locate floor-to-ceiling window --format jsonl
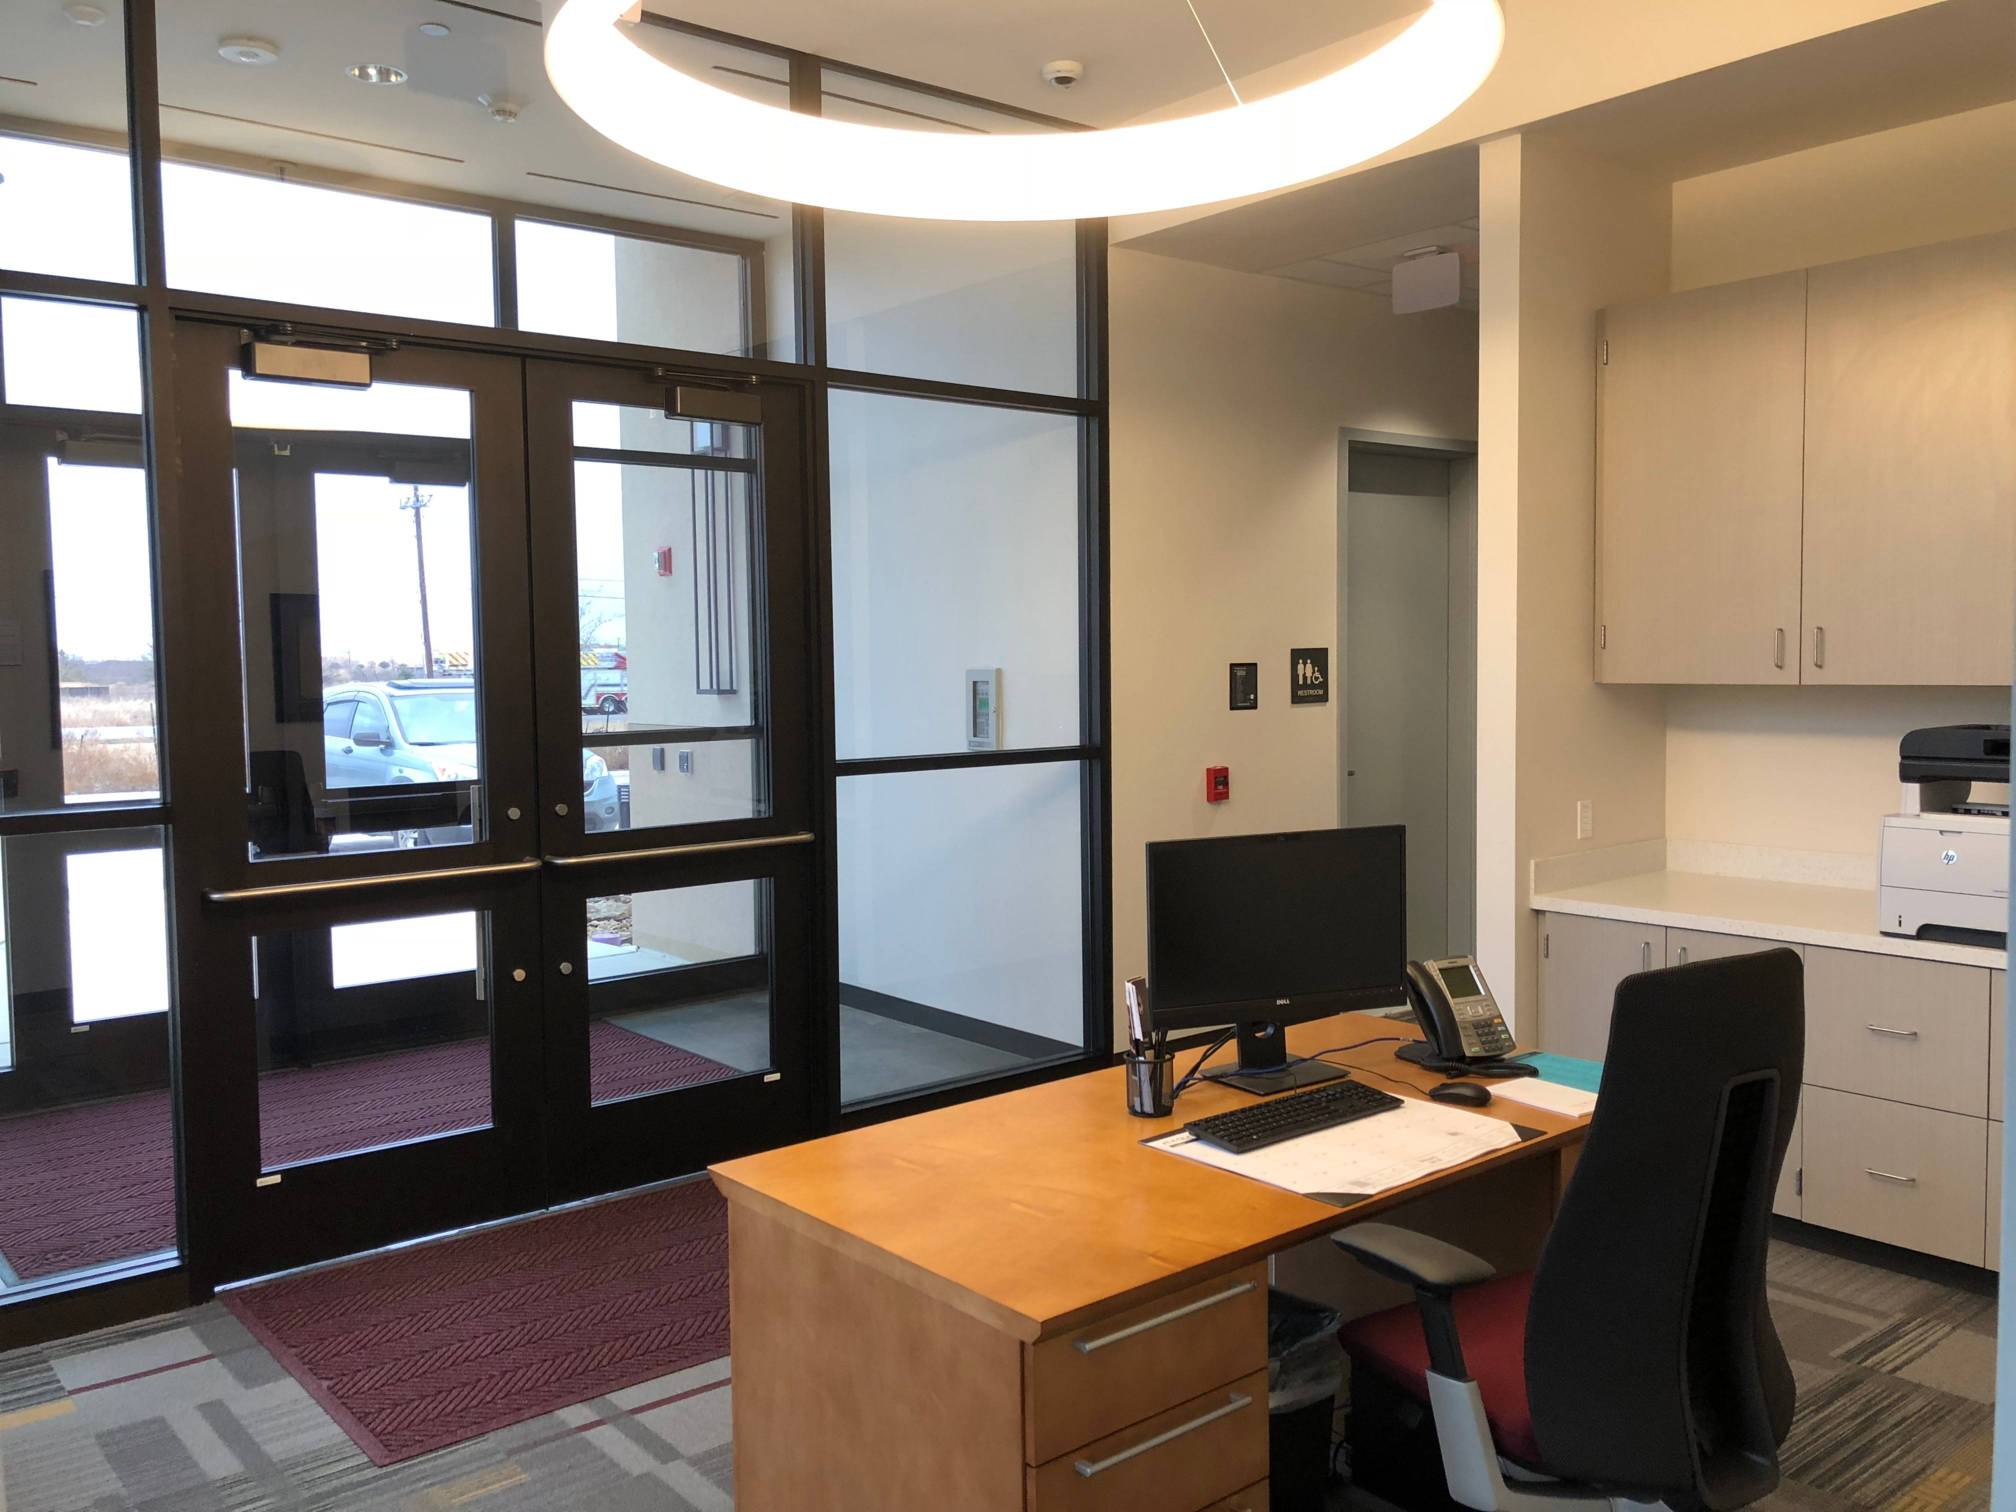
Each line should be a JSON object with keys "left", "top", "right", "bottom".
{"left": 820, "top": 70, "right": 1107, "bottom": 1108}
{"left": 0, "top": 0, "right": 1107, "bottom": 1330}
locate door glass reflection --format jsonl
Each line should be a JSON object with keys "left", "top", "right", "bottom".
{"left": 230, "top": 374, "right": 485, "bottom": 860}
{"left": 254, "top": 909, "right": 492, "bottom": 1169}
{"left": 586, "top": 880, "right": 768, "bottom": 1105}
{"left": 572, "top": 401, "right": 766, "bottom": 832}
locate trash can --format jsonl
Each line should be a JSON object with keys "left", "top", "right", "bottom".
{"left": 1268, "top": 1289, "right": 1345, "bottom": 1512}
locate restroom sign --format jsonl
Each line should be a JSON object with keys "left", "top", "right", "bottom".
{"left": 1290, "top": 647, "right": 1329, "bottom": 705}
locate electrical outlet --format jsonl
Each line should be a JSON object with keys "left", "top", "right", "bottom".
{"left": 1576, "top": 799, "right": 1594, "bottom": 840}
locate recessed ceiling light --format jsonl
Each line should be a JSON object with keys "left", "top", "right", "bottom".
{"left": 218, "top": 36, "right": 281, "bottom": 66}
{"left": 348, "top": 62, "right": 409, "bottom": 86}
{"left": 418, "top": 21, "right": 451, "bottom": 38}
{"left": 62, "top": 2, "right": 109, "bottom": 27}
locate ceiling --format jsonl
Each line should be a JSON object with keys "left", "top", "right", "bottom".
{"left": 1124, "top": 0, "right": 2016, "bottom": 304}
{"left": 639, "top": 0, "right": 1430, "bottom": 128}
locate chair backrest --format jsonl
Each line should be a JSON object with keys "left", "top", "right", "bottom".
{"left": 1524, "top": 949, "right": 1803, "bottom": 1511}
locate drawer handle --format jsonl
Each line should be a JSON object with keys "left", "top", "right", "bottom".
{"left": 1865, "top": 1024, "right": 1920, "bottom": 1039}
{"left": 1865, "top": 1168, "right": 1918, "bottom": 1185}
{"left": 1073, "top": 1392, "right": 1253, "bottom": 1478}
{"left": 1073, "top": 1281, "right": 1256, "bottom": 1355}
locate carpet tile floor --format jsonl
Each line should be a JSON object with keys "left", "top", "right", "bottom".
{"left": 0, "top": 1232, "right": 1994, "bottom": 1510}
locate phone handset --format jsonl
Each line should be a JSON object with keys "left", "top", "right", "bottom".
{"left": 1400, "top": 955, "right": 1539, "bottom": 1078}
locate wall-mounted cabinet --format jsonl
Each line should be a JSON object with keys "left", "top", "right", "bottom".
{"left": 1596, "top": 229, "right": 2015, "bottom": 687}
{"left": 1595, "top": 273, "right": 1807, "bottom": 685}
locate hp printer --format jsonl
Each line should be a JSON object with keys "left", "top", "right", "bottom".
{"left": 1879, "top": 724, "right": 2009, "bottom": 948}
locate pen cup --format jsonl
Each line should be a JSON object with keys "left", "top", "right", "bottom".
{"left": 1124, "top": 1051, "right": 1176, "bottom": 1118}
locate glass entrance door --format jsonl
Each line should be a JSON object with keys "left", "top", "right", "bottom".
{"left": 526, "top": 362, "right": 819, "bottom": 1198}
{"left": 169, "top": 327, "right": 817, "bottom": 1285}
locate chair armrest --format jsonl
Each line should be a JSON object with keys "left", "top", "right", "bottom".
{"left": 1332, "top": 1224, "right": 1497, "bottom": 1384}
{"left": 1331, "top": 1223, "right": 1496, "bottom": 1293}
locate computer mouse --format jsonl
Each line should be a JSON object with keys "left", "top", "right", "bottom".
{"left": 1430, "top": 1081, "right": 1493, "bottom": 1107}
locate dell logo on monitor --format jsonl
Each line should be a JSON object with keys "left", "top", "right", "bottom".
{"left": 1275, "top": 997, "right": 1292, "bottom": 1006}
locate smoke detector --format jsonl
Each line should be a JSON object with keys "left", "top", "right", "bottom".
{"left": 218, "top": 35, "right": 281, "bottom": 66}
{"left": 1041, "top": 60, "right": 1084, "bottom": 89}
{"left": 63, "top": 2, "right": 109, "bottom": 26}
{"left": 477, "top": 93, "right": 522, "bottom": 124}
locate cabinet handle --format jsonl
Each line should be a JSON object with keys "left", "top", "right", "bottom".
{"left": 1865, "top": 1024, "right": 1920, "bottom": 1039}
{"left": 1641, "top": 941, "right": 1651, "bottom": 972}
{"left": 1774, "top": 628, "right": 1786, "bottom": 669}
{"left": 1074, "top": 1393, "right": 1252, "bottom": 1477}
{"left": 1865, "top": 1168, "right": 1917, "bottom": 1185}
{"left": 1813, "top": 626, "right": 1826, "bottom": 669}
{"left": 1677, "top": 945, "right": 1690, "bottom": 965}
{"left": 1072, "top": 1281, "right": 1255, "bottom": 1354}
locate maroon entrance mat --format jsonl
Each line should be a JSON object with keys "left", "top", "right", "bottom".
{"left": 224, "top": 1177, "right": 731, "bottom": 1465}
{"left": 0, "top": 1022, "right": 733, "bottom": 1280}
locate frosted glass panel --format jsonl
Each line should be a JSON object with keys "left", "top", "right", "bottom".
{"left": 830, "top": 392, "right": 1080, "bottom": 760}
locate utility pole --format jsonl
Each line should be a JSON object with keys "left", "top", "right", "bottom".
{"left": 401, "top": 486, "right": 435, "bottom": 677}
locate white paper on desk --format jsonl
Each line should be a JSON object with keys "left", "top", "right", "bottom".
{"left": 1146, "top": 1099, "right": 1521, "bottom": 1198}
{"left": 1489, "top": 1078, "right": 1598, "bottom": 1118}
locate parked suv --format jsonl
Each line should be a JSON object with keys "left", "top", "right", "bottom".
{"left": 323, "top": 679, "right": 621, "bottom": 842}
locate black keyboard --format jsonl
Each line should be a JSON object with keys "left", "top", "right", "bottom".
{"left": 1184, "top": 1077, "right": 1405, "bottom": 1155}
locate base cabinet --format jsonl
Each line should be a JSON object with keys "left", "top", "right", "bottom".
{"left": 1538, "top": 910, "right": 2002, "bottom": 1266}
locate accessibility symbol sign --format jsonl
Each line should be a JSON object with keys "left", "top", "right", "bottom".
{"left": 1290, "top": 647, "right": 1329, "bottom": 706}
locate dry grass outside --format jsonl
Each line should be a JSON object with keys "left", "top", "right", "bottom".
{"left": 62, "top": 735, "right": 160, "bottom": 797}
{"left": 59, "top": 695, "right": 155, "bottom": 728}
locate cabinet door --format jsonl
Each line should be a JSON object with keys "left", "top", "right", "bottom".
{"left": 1596, "top": 273, "right": 1806, "bottom": 685}
{"left": 1802, "top": 231, "right": 2016, "bottom": 685}
{"left": 1537, "top": 913, "right": 1663, "bottom": 1061}
{"left": 1992, "top": 971, "right": 2006, "bottom": 1123}
{"left": 1666, "top": 928, "right": 1801, "bottom": 967}
{"left": 1775, "top": 1102, "right": 1803, "bottom": 1221}
{"left": 1804, "top": 948, "right": 1991, "bottom": 1117}
{"left": 1990, "top": 1120, "right": 2003, "bottom": 1272}
{"left": 1803, "top": 1087, "right": 1986, "bottom": 1266}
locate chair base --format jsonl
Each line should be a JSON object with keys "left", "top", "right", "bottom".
{"left": 1347, "top": 1365, "right": 1670, "bottom": 1512}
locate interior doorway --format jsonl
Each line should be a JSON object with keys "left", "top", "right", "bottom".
{"left": 1341, "top": 436, "right": 1478, "bottom": 962}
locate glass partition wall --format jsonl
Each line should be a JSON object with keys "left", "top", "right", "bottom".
{"left": 0, "top": 1, "right": 1106, "bottom": 1328}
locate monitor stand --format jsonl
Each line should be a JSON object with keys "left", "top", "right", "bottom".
{"left": 1217, "top": 1019, "right": 1356, "bottom": 1096}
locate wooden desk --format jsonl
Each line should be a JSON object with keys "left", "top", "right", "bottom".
{"left": 711, "top": 1012, "right": 1591, "bottom": 1512}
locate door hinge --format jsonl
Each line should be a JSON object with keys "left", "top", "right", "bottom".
{"left": 1599, "top": 338, "right": 1609, "bottom": 366}
{"left": 1543, "top": 932, "right": 1550, "bottom": 960}
{"left": 1598, "top": 624, "right": 1608, "bottom": 651}
{"left": 1795, "top": 1169, "right": 1803, "bottom": 1198}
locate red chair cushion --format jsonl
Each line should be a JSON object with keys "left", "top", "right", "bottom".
{"left": 1339, "top": 1271, "right": 1540, "bottom": 1467}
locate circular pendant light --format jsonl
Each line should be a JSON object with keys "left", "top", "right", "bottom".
{"left": 545, "top": 0, "right": 1505, "bottom": 222}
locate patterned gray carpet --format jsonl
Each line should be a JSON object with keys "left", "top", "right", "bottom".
{"left": 0, "top": 1233, "right": 1993, "bottom": 1509}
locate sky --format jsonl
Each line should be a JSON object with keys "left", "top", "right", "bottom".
{"left": 0, "top": 133, "right": 632, "bottom": 667}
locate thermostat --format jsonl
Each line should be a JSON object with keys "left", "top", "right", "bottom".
{"left": 965, "top": 668, "right": 1001, "bottom": 750}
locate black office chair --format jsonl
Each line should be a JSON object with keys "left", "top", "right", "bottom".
{"left": 1333, "top": 950, "right": 1803, "bottom": 1512}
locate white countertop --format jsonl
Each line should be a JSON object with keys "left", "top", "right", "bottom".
{"left": 1532, "top": 869, "right": 2006, "bottom": 972}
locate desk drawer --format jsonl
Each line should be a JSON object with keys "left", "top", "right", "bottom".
{"left": 1204, "top": 1480, "right": 1269, "bottom": 1512}
{"left": 1027, "top": 1370, "right": 1268, "bottom": 1512}
{"left": 1803, "top": 1088, "right": 1987, "bottom": 1266}
{"left": 1805, "top": 948, "right": 1991, "bottom": 1116}
{"left": 1025, "top": 1264, "right": 1267, "bottom": 1464}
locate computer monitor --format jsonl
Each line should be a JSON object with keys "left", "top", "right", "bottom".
{"left": 1146, "top": 825, "right": 1406, "bottom": 1095}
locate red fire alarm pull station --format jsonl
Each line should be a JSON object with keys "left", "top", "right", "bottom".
{"left": 655, "top": 547, "right": 675, "bottom": 577}
{"left": 1205, "top": 766, "right": 1230, "bottom": 803}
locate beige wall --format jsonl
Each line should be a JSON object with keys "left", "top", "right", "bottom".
{"left": 1477, "top": 134, "right": 1672, "bottom": 1025}
{"left": 1672, "top": 98, "right": 2016, "bottom": 290}
{"left": 1662, "top": 101, "right": 2016, "bottom": 859}
{"left": 1667, "top": 686, "right": 2011, "bottom": 859}
{"left": 1108, "top": 248, "right": 1476, "bottom": 1033}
